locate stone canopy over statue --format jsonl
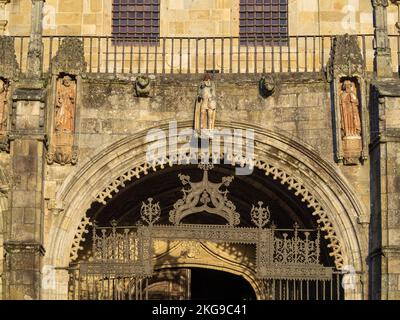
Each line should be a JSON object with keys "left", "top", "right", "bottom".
{"left": 194, "top": 74, "right": 217, "bottom": 135}
{"left": 339, "top": 79, "right": 362, "bottom": 165}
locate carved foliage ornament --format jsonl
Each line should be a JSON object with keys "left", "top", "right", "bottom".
{"left": 141, "top": 198, "right": 161, "bottom": 226}
{"left": 0, "top": 36, "right": 19, "bottom": 80}
{"left": 51, "top": 38, "right": 86, "bottom": 76}
{"left": 47, "top": 75, "right": 78, "bottom": 165}
{"left": 326, "top": 34, "right": 365, "bottom": 82}
{"left": 169, "top": 164, "right": 240, "bottom": 226}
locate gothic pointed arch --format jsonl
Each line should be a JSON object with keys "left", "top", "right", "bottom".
{"left": 44, "top": 120, "right": 368, "bottom": 299}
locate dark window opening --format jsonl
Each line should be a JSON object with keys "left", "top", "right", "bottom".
{"left": 240, "top": 0, "right": 288, "bottom": 45}
{"left": 112, "top": 0, "right": 160, "bottom": 44}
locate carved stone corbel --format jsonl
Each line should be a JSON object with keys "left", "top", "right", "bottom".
{"left": 46, "top": 198, "right": 64, "bottom": 216}
{"left": 327, "top": 34, "right": 368, "bottom": 165}
{"left": 259, "top": 76, "right": 275, "bottom": 98}
{"left": 134, "top": 74, "right": 152, "bottom": 98}
{"left": 47, "top": 38, "right": 85, "bottom": 166}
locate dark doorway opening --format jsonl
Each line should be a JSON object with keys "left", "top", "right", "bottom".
{"left": 190, "top": 268, "right": 256, "bottom": 300}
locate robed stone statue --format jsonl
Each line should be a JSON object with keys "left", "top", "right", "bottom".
{"left": 339, "top": 80, "right": 361, "bottom": 138}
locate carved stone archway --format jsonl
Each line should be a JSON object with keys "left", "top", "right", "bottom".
{"left": 44, "top": 120, "right": 369, "bottom": 300}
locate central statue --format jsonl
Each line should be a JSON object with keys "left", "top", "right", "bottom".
{"left": 194, "top": 73, "right": 217, "bottom": 134}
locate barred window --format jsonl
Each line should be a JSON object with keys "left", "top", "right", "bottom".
{"left": 112, "top": 0, "right": 160, "bottom": 43}
{"left": 239, "top": 0, "right": 288, "bottom": 45}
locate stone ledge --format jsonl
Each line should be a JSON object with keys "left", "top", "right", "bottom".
{"left": 3, "top": 241, "right": 45, "bottom": 255}
{"left": 372, "top": 80, "right": 400, "bottom": 97}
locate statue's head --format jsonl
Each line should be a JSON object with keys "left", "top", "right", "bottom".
{"left": 137, "top": 75, "right": 150, "bottom": 88}
{"left": 62, "top": 76, "right": 73, "bottom": 87}
{"left": 203, "top": 73, "right": 212, "bottom": 83}
{"left": 343, "top": 80, "right": 355, "bottom": 93}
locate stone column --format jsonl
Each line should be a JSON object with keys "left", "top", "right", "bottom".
{"left": 369, "top": 83, "right": 400, "bottom": 300}
{"left": 0, "top": 0, "right": 10, "bottom": 35}
{"left": 3, "top": 0, "right": 47, "bottom": 300}
{"left": 3, "top": 87, "right": 47, "bottom": 300}
{"left": 27, "top": 0, "right": 45, "bottom": 78}
{"left": 372, "top": 0, "right": 393, "bottom": 78}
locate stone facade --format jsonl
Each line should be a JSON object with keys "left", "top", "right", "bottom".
{"left": 0, "top": 0, "right": 399, "bottom": 300}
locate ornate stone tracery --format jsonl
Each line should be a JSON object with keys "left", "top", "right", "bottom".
{"left": 169, "top": 164, "right": 240, "bottom": 226}
{"left": 89, "top": 153, "right": 345, "bottom": 270}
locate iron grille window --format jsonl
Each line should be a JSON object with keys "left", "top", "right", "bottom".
{"left": 239, "top": 0, "right": 288, "bottom": 45}
{"left": 112, "top": 0, "right": 160, "bottom": 44}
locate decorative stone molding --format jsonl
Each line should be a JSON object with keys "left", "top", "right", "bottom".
{"left": 47, "top": 199, "right": 64, "bottom": 216}
{"left": 51, "top": 38, "right": 86, "bottom": 76}
{"left": 327, "top": 34, "right": 365, "bottom": 81}
{"left": 92, "top": 153, "right": 345, "bottom": 270}
{"left": 70, "top": 214, "right": 92, "bottom": 261}
{"left": 0, "top": 36, "right": 20, "bottom": 80}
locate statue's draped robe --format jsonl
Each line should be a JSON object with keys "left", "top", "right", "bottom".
{"left": 340, "top": 88, "right": 361, "bottom": 138}
{"left": 55, "top": 80, "right": 76, "bottom": 133}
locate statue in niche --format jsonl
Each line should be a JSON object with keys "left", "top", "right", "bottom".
{"left": 0, "top": 78, "right": 8, "bottom": 133}
{"left": 340, "top": 80, "right": 361, "bottom": 138}
{"left": 55, "top": 75, "right": 76, "bottom": 133}
{"left": 339, "top": 79, "right": 362, "bottom": 165}
{"left": 194, "top": 74, "right": 217, "bottom": 134}
{"left": 47, "top": 75, "right": 78, "bottom": 165}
